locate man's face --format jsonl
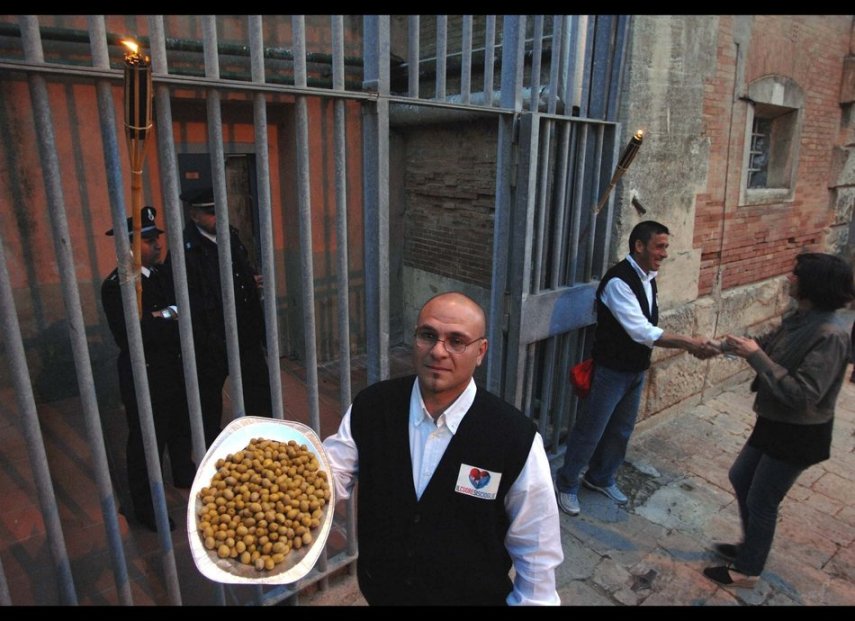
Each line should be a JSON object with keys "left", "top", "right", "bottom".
{"left": 634, "top": 232, "right": 669, "bottom": 273}
{"left": 139, "top": 233, "right": 163, "bottom": 268}
{"left": 413, "top": 294, "right": 487, "bottom": 411}
{"left": 189, "top": 205, "right": 217, "bottom": 235}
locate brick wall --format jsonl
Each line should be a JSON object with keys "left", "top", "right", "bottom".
{"left": 695, "top": 15, "right": 851, "bottom": 296}
{"left": 401, "top": 119, "right": 498, "bottom": 288}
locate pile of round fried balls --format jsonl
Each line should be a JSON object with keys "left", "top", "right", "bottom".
{"left": 197, "top": 437, "right": 330, "bottom": 572}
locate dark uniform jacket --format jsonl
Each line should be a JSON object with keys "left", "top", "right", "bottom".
{"left": 179, "top": 223, "right": 265, "bottom": 373}
{"left": 101, "top": 265, "right": 182, "bottom": 381}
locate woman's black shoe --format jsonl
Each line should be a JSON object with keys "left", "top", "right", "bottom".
{"left": 703, "top": 565, "right": 758, "bottom": 589}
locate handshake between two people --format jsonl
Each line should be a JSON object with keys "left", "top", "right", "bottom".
{"left": 684, "top": 334, "right": 759, "bottom": 360}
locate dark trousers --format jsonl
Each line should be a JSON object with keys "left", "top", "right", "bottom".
{"left": 119, "top": 361, "right": 194, "bottom": 520}
{"left": 729, "top": 442, "right": 804, "bottom": 576}
{"left": 197, "top": 345, "right": 273, "bottom": 447}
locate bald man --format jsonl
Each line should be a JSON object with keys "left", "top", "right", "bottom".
{"left": 323, "top": 292, "right": 563, "bottom": 606}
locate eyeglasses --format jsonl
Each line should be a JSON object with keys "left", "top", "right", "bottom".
{"left": 413, "top": 329, "right": 485, "bottom": 355}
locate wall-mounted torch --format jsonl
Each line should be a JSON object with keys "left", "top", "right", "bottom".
{"left": 593, "top": 129, "right": 644, "bottom": 215}
{"left": 122, "top": 38, "right": 153, "bottom": 316}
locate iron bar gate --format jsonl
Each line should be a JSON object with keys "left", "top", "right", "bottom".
{"left": 0, "top": 15, "right": 629, "bottom": 605}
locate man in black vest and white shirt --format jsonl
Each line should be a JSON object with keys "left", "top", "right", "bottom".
{"left": 323, "top": 292, "right": 563, "bottom": 605}
{"left": 555, "top": 220, "right": 717, "bottom": 517}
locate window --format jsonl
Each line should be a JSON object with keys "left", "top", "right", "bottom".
{"left": 747, "top": 117, "right": 770, "bottom": 188}
{"left": 740, "top": 76, "right": 803, "bottom": 206}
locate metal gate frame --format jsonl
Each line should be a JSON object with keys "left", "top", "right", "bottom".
{"left": 0, "top": 14, "right": 630, "bottom": 605}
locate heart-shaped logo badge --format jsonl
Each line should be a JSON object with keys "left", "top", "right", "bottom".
{"left": 469, "top": 468, "right": 490, "bottom": 489}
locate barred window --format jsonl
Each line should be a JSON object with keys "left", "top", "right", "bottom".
{"left": 740, "top": 76, "right": 803, "bottom": 206}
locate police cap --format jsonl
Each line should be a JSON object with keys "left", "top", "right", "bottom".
{"left": 105, "top": 206, "right": 163, "bottom": 239}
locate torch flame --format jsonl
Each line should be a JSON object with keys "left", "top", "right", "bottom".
{"left": 634, "top": 129, "right": 644, "bottom": 141}
{"left": 121, "top": 39, "right": 139, "bottom": 55}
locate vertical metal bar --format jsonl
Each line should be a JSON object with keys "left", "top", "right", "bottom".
{"left": 435, "top": 15, "right": 447, "bottom": 100}
{"left": 486, "top": 15, "right": 526, "bottom": 394}
{"left": 86, "top": 16, "right": 137, "bottom": 606}
{"left": 331, "top": 16, "right": 352, "bottom": 411}
{"left": 547, "top": 16, "right": 563, "bottom": 115}
{"left": 332, "top": 15, "right": 358, "bottom": 567}
{"left": 72, "top": 14, "right": 182, "bottom": 603}
{"left": 483, "top": 16, "right": 496, "bottom": 105}
{"left": 150, "top": 15, "right": 226, "bottom": 605}
{"left": 362, "top": 15, "right": 390, "bottom": 385}
{"left": 565, "top": 16, "right": 580, "bottom": 115}
{"left": 291, "top": 15, "right": 320, "bottom": 435}
{"left": 532, "top": 118, "right": 551, "bottom": 289}
{"left": 521, "top": 342, "right": 536, "bottom": 420}
{"left": 17, "top": 15, "right": 79, "bottom": 606}
{"left": 148, "top": 15, "right": 210, "bottom": 485}
{"left": 408, "top": 15, "right": 419, "bottom": 98}
{"left": 578, "top": 16, "right": 596, "bottom": 119}
{"left": 566, "top": 124, "right": 589, "bottom": 285}
{"left": 556, "top": 16, "right": 571, "bottom": 116}
{"left": 529, "top": 16, "right": 544, "bottom": 113}
{"left": 503, "top": 111, "right": 539, "bottom": 410}
{"left": 538, "top": 338, "right": 558, "bottom": 438}
{"left": 249, "top": 15, "right": 284, "bottom": 423}
{"left": 291, "top": 16, "right": 327, "bottom": 593}
{"left": 461, "top": 15, "right": 472, "bottom": 105}
{"left": 587, "top": 15, "right": 614, "bottom": 121}
{"left": 599, "top": 126, "right": 621, "bottom": 275}
{"left": 604, "top": 15, "right": 630, "bottom": 122}
{"left": 532, "top": 115, "right": 559, "bottom": 439}
{"left": 551, "top": 331, "right": 574, "bottom": 451}
{"left": 573, "top": 16, "right": 589, "bottom": 115}
{"left": 291, "top": 16, "right": 329, "bottom": 594}
{"left": 362, "top": 17, "right": 380, "bottom": 384}
{"left": 376, "top": 16, "right": 391, "bottom": 384}
{"left": 585, "top": 124, "right": 606, "bottom": 280}
{"left": 202, "top": 15, "right": 245, "bottom": 419}
{"left": 551, "top": 123, "right": 573, "bottom": 288}
{"left": 0, "top": 193, "right": 77, "bottom": 606}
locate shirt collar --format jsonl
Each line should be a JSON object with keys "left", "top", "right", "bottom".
{"left": 141, "top": 265, "right": 151, "bottom": 278}
{"left": 626, "top": 253, "right": 657, "bottom": 283}
{"left": 410, "top": 377, "right": 477, "bottom": 434}
{"left": 195, "top": 224, "right": 217, "bottom": 244}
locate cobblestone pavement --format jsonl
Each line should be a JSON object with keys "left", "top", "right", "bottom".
{"left": 553, "top": 363, "right": 855, "bottom": 606}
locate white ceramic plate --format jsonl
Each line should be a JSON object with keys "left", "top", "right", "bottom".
{"left": 186, "top": 416, "right": 335, "bottom": 585}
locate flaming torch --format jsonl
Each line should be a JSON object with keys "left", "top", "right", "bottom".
{"left": 593, "top": 129, "right": 644, "bottom": 215}
{"left": 122, "top": 38, "right": 153, "bottom": 316}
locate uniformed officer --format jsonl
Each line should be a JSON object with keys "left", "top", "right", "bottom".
{"left": 173, "top": 187, "right": 272, "bottom": 447}
{"left": 101, "top": 206, "right": 195, "bottom": 532}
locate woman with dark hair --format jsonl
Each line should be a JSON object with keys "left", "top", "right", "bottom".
{"left": 704, "top": 252, "right": 855, "bottom": 588}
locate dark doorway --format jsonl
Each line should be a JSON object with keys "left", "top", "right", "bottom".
{"left": 177, "top": 153, "right": 260, "bottom": 267}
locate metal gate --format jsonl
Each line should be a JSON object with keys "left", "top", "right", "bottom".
{"left": 0, "top": 15, "right": 629, "bottom": 605}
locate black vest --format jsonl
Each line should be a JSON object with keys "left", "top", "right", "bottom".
{"left": 592, "top": 259, "right": 658, "bottom": 372}
{"left": 350, "top": 375, "right": 536, "bottom": 606}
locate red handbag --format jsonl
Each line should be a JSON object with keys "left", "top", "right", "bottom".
{"left": 569, "top": 358, "right": 594, "bottom": 398}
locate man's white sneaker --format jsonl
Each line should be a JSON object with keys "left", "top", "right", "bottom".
{"left": 557, "top": 491, "right": 580, "bottom": 516}
{"left": 582, "top": 479, "right": 628, "bottom": 504}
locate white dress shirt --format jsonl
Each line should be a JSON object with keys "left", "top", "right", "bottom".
{"left": 323, "top": 377, "right": 564, "bottom": 606}
{"left": 599, "top": 254, "right": 664, "bottom": 348}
